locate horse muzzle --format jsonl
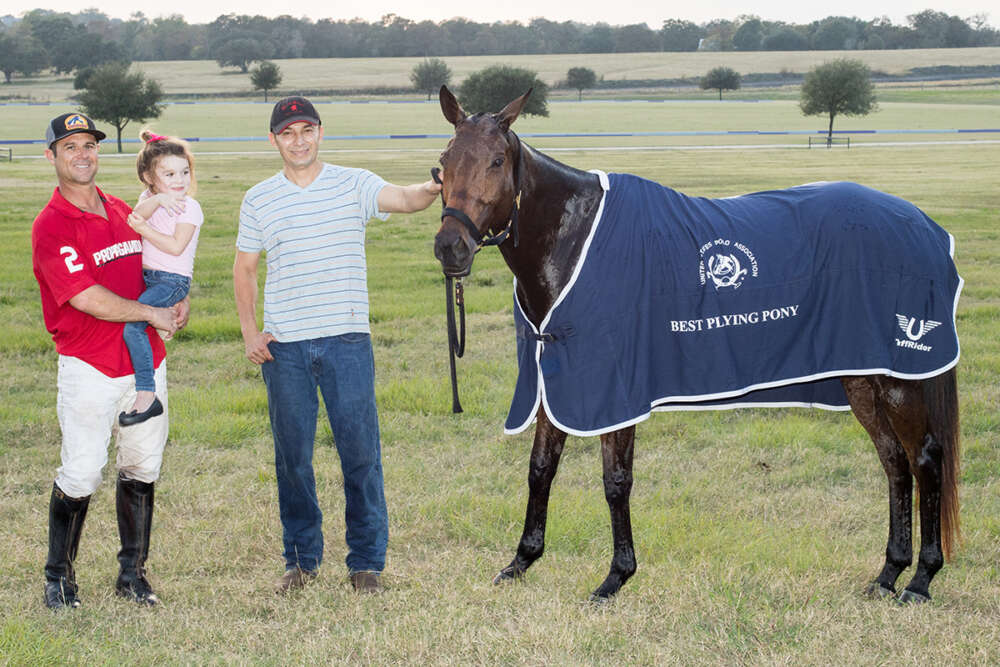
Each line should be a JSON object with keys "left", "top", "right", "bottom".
{"left": 434, "top": 227, "right": 477, "bottom": 277}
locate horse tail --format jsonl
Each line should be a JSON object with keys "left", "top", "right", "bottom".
{"left": 925, "top": 367, "right": 961, "bottom": 561}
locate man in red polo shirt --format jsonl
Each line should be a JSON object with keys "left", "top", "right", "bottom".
{"left": 32, "top": 112, "right": 187, "bottom": 609}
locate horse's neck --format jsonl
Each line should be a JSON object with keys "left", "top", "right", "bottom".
{"left": 500, "top": 146, "right": 604, "bottom": 327}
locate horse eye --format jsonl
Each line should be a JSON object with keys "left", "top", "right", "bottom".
{"left": 492, "top": 157, "right": 505, "bottom": 167}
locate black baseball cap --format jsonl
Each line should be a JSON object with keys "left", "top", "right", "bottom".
{"left": 270, "top": 96, "right": 321, "bottom": 134}
{"left": 45, "top": 112, "right": 106, "bottom": 149}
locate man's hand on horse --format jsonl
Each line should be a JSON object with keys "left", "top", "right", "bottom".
{"left": 424, "top": 178, "right": 443, "bottom": 196}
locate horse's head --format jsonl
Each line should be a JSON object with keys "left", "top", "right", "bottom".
{"left": 433, "top": 85, "right": 531, "bottom": 277}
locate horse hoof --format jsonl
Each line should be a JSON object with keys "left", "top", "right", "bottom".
{"left": 492, "top": 565, "right": 522, "bottom": 585}
{"left": 865, "top": 582, "right": 896, "bottom": 599}
{"left": 898, "top": 589, "right": 931, "bottom": 605}
{"left": 587, "top": 592, "right": 612, "bottom": 605}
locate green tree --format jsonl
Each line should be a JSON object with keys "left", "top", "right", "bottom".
{"left": 148, "top": 15, "right": 200, "bottom": 60}
{"left": 700, "top": 66, "right": 741, "bottom": 100}
{"left": 799, "top": 58, "right": 878, "bottom": 146}
{"left": 22, "top": 10, "right": 124, "bottom": 74}
{"left": 459, "top": 65, "right": 549, "bottom": 117}
{"left": 700, "top": 19, "right": 737, "bottom": 51}
{"left": 659, "top": 19, "right": 704, "bottom": 52}
{"left": 566, "top": 66, "right": 597, "bottom": 101}
{"left": 71, "top": 36, "right": 127, "bottom": 72}
{"left": 908, "top": 9, "right": 975, "bottom": 48}
{"left": 811, "top": 17, "right": 859, "bottom": 50}
{"left": 214, "top": 37, "right": 268, "bottom": 73}
{"left": 250, "top": 60, "right": 282, "bottom": 102}
{"left": 410, "top": 58, "right": 452, "bottom": 100}
{"left": 73, "top": 66, "right": 97, "bottom": 90}
{"left": 614, "top": 23, "right": 660, "bottom": 52}
{"left": 0, "top": 28, "right": 48, "bottom": 84}
{"left": 77, "top": 62, "right": 165, "bottom": 152}
{"left": 22, "top": 11, "right": 73, "bottom": 72}
{"left": 761, "top": 28, "right": 809, "bottom": 51}
{"left": 580, "top": 24, "right": 615, "bottom": 53}
{"left": 733, "top": 18, "right": 764, "bottom": 50}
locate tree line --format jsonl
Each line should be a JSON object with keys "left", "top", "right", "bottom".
{"left": 2, "top": 8, "right": 999, "bottom": 82}
{"left": 72, "top": 56, "right": 875, "bottom": 154}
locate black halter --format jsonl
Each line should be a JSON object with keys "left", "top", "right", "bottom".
{"left": 432, "top": 129, "right": 523, "bottom": 251}
{"left": 432, "top": 129, "right": 523, "bottom": 413}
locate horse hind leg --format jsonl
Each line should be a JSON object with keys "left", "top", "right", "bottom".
{"left": 880, "top": 371, "right": 960, "bottom": 604}
{"left": 847, "top": 372, "right": 960, "bottom": 604}
{"left": 590, "top": 425, "right": 637, "bottom": 602}
{"left": 494, "top": 409, "right": 568, "bottom": 585}
{"left": 843, "top": 377, "right": 914, "bottom": 599}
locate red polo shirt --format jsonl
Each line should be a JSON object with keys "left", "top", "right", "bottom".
{"left": 32, "top": 186, "right": 166, "bottom": 378}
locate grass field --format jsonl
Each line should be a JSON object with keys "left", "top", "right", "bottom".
{"left": 1, "top": 47, "right": 998, "bottom": 103}
{"left": 1, "top": 100, "right": 999, "bottom": 664}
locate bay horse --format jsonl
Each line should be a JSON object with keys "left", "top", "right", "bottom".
{"left": 431, "top": 86, "right": 960, "bottom": 603}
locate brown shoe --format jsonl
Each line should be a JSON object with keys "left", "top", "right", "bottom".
{"left": 349, "top": 570, "right": 382, "bottom": 594}
{"left": 274, "top": 566, "right": 316, "bottom": 594}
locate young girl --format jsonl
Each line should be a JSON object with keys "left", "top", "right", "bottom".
{"left": 120, "top": 128, "right": 204, "bottom": 426}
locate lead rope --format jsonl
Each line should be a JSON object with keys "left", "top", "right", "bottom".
{"left": 432, "top": 167, "right": 466, "bottom": 413}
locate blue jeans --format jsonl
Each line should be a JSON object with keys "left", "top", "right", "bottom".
{"left": 260, "top": 333, "right": 388, "bottom": 574}
{"left": 123, "top": 269, "right": 190, "bottom": 393}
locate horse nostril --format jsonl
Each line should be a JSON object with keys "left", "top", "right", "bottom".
{"left": 434, "top": 233, "right": 472, "bottom": 269}
{"left": 452, "top": 238, "right": 472, "bottom": 262}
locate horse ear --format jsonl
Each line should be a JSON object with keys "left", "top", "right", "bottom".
{"left": 495, "top": 89, "right": 532, "bottom": 132}
{"left": 439, "top": 85, "right": 467, "bottom": 126}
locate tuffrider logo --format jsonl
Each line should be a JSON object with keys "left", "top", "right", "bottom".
{"left": 895, "top": 314, "right": 941, "bottom": 351}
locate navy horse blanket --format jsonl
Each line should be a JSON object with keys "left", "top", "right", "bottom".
{"left": 506, "top": 172, "right": 962, "bottom": 437}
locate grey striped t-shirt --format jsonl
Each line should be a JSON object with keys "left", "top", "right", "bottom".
{"left": 237, "top": 163, "right": 388, "bottom": 342}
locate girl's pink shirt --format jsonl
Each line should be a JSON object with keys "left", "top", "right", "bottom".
{"left": 137, "top": 190, "right": 203, "bottom": 277}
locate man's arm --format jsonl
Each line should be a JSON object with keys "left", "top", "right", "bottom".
{"left": 233, "top": 250, "right": 274, "bottom": 364}
{"left": 69, "top": 285, "right": 177, "bottom": 334}
{"left": 376, "top": 179, "right": 441, "bottom": 214}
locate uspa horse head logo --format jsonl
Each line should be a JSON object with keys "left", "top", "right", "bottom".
{"left": 707, "top": 253, "right": 747, "bottom": 289}
{"left": 699, "top": 238, "right": 759, "bottom": 290}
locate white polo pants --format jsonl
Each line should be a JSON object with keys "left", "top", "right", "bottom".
{"left": 55, "top": 355, "right": 169, "bottom": 498}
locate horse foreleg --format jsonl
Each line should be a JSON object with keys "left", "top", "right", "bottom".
{"left": 590, "top": 425, "right": 637, "bottom": 601}
{"left": 494, "top": 409, "right": 567, "bottom": 585}
{"left": 843, "top": 377, "right": 913, "bottom": 598}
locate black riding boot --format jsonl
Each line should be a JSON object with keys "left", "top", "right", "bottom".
{"left": 44, "top": 483, "right": 90, "bottom": 609}
{"left": 115, "top": 473, "right": 159, "bottom": 605}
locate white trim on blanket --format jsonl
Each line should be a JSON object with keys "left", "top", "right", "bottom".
{"left": 506, "top": 170, "right": 611, "bottom": 436}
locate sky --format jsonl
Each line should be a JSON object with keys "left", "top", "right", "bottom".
{"left": 3, "top": 0, "right": 995, "bottom": 28}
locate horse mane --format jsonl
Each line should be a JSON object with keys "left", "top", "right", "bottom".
{"left": 519, "top": 140, "right": 598, "bottom": 188}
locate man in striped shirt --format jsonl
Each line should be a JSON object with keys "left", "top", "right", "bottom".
{"left": 234, "top": 96, "right": 441, "bottom": 594}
